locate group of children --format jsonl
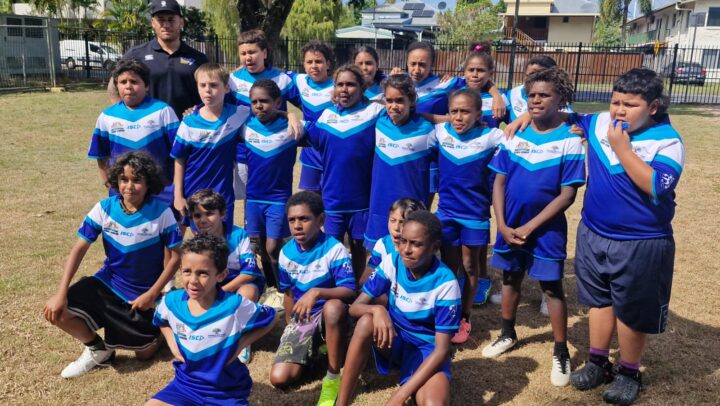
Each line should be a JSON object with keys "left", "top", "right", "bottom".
{"left": 43, "top": 30, "right": 685, "bottom": 406}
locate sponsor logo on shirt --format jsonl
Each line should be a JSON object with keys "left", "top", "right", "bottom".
{"left": 402, "top": 143, "right": 415, "bottom": 152}
{"left": 208, "top": 327, "right": 226, "bottom": 338}
{"left": 378, "top": 137, "right": 387, "bottom": 148}
{"left": 144, "top": 120, "right": 159, "bottom": 130}
{"left": 660, "top": 173, "right": 675, "bottom": 190}
{"left": 180, "top": 57, "right": 195, "bottom": 66}
{"left": 144, "top": 54, "right": 154, "bottom": 61}
{"left": 514, "top": 141, "right": 530, "bottom": 154}
{"left": 441, "top": 136, "right": 455, "bottom": 149}
{"left": 137, "top": 227, "right": 152, "bottom": 237}
{"left": 326, "top": 113, "right": 338, "bottom": 124}
{"left": 110, "top": 121, "right": 125, "bottom": 134}
{"left": 176, "top": 322, "right": 187, "bottom": 339}
{"left": 103, "top": 221, "right": 119, "bottom": 235}
{"left": 513, "top": 100, "right": 524, "bottom": 113}
{"left": 547, "top": 145, "right": 560, "bottom": 154}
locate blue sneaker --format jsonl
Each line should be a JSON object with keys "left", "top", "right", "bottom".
{"left": 474, "top": 278, "right": 493, "bottom": 305}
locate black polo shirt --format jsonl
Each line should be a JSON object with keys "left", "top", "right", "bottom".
{"left": 124, "top": 38, "right": 208, "bottom": 117}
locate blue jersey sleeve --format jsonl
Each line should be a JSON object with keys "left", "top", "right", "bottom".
{"left": 488, "top": 142, "right": 510, "bottom": 175}
{"left": 362, "top": 257, "right": 392, "bottom": 299}
{"left": 571, "top": 113, "right": 594, "bottom": 140}
{"left": 561, "top": 136, "right": 587, "bottom": 186}
{"left": 170, "top": 123, "right": 194, "bottom": 160}
{"left": 236, "top": 232, "right": 262, "bottom": 279}
{"left": 650, "top": 137, "right": 685, "bottom": 201}
{"left": 278, "top": 259, "right": 293, "bottom": 293}
{"left": 162, "top": 107, "right": 180, "bottom": 149}
{"left": 433, "top": 279, "right": 462, "bottom": 334}
{"left": 329, "top": 244, "right": 356, "bottom": 291}
{"left": 152, "top": 295, "right": 170, "bottom": 327}
{"left": 158, "top": 208, "right": 183, "bottom": 249}
{"left": 88, "top": 114, "right": 111, "bottom": 159}
{"left": 238, "top": 299, "right": 276, "bottom": 334}
{"left": 286, "top": 75, "right": 301, "bottom": 108}
{"left": 76, "top": 202, "right": 104, "bottom": 243}
{"left": 367, "top": 239, "right": 386, "bottom": 270}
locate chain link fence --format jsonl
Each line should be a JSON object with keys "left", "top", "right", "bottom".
{"left": 2, "top": 25, "right": 719, "bottom": 104}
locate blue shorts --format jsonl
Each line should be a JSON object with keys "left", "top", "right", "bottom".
{"left": 364, "top": 212, "right": 389, "bottom": 249}
{"left": 245, "top": 201, "right": 290, "bottom": 239}
{"left": 429, "top": 166, "right": 439, "bottom": 194}
{"left": 372, "top": 333, "right": 451, "bottom": 385}
{"left": 490, "top": 249, "right": 563, "bottom": 281}
{"left": 574, "top": 221, "right": 675, "bottom": 334}
{"left": 324, "top": 210, "right": 369, "bottom": 241}
{"left": 436, "top": 210, "right": 490, "bottom": 246}
{"left": 152, "top": 376, "right": 249, "bottom": 406}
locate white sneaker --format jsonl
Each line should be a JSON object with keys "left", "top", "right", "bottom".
{"left": 551, "top": 354, "right": 571, "bottom": 386}
{"left": 481, "top": 336, "right": 518, "bottom": 358}
{"left": 238, "top": 345, "right": 251, "bottom": 364}
{"left": 489, "top": 290, "right": 503, "bottom": 305}
{"left": 60, "top": 346, "right": 114, "bottom": 378}
{"left": 540, "top": 295, "right": 549, "bottom": 316}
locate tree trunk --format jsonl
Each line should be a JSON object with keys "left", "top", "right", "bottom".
{"left": 621, "top": 0, "right": 630, "bottom": 46}
{"left": 236, "top": 0, "right": 295, "bottom": 48}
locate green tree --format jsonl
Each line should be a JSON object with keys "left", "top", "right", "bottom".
{"left": 281, "top": 0, "right": 342, "bottom": 41}
{"left": 1, "top": 0, "right": 14, "bottom": 13}
{"left": 436, "top": 0, "right": 504, "bottom": 47}
{"left": 102, "top": 0, "right": 151, "bottom": 36}
{"left": 203, "top": 0, "right": 295, "bottom": 49}
{"left": 182, "top": 6, "right": 213, "bottom": 40}
{"left": 597, "top": 0, "right": 652, "bottom": 46}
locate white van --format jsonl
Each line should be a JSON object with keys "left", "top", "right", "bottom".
{"left": 59, "top": 40, "right": 122, "bottom": 70}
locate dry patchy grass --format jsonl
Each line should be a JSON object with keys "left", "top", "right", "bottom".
{"left": 0, "top": 91, "right": 718, "bottom": 405}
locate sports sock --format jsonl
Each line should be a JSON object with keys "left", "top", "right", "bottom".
{"left": 501, "top": 318, "right": 517, "bottom": 339}
{"left": 553, "top": 341, "right": 569, "bottom": 357}
{"left": 84, "top": 334, "right": 106, "bottom": 351}
{"left": 588, "top": 347, "right": 610, "bottom": 366}
{"left": 325, "top": 371, "right": 340, "bottom": 380}
{"left": 618, "top": 359, "right": 641, "bottom": 380}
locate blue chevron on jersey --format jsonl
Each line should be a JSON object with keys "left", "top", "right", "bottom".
{"left": 368, "top": 234, "right": 396, "bottom": 271}
{"left": 374, "top": 113, "right": 436, "bottom": 166}
{"left": 507, "top": 85, "right": 574, "bottom": 121}
{"left": 229, "top": 67, "right": 293, "bottom": 107}
{"left": 78, "top": 195, "right": 182, "bottom": 301}
{"left": 278, "top": 233, "right": 356, "bottom": 315}
{"left": 225, "top": 225, "right": 263, "bottom": 284}
{"left": 154, "top": 289, "right": 275, "bottom": 400}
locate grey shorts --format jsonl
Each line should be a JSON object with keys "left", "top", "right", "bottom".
{"left": 273, "top": 311, "right": 324, "bottom": 365}
{"left": 574, "top": 221, "right": 675, "bottom": 334}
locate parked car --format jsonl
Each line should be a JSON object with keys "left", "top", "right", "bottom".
{"left": 662, "top": 62, "right": 707, "bottom": 86}
{"left": 59, "top": 40, "right": 121, "bottom": 71}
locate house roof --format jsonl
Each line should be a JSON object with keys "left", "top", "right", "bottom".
{"left": 501, "top": 0, "right": 599, "bottom": 17}
{"left": 626, "top": 0, "right": 696, "bottom": 24}
{"left": 335, "top": 26, "right": 395, "bottom": 40}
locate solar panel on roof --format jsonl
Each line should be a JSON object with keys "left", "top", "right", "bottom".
{"left": 421, "top": 10, "right": 434, "bottom": 18}
{"left": 403, "top": 3, "right": 414, "bottom": 10}
{"left": 412, "top": 10, "right": 423, "bottom": 17}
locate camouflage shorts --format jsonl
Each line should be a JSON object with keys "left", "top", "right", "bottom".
{"left": 273, "top": 311, "right": 324, "bottom": 365}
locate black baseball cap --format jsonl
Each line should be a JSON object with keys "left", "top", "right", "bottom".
{"left": 151, "top": 0, "right": 182, "bottom": 16}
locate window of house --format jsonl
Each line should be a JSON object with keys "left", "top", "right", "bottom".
{"left": 702, "top": 49, "right": 720, "bottom": 69}
{"left": 708, "top": 7, "right": 720, "bottom": 26}
{"left": 533, "top": 17, "right": 548, "bottom": 28}
{"left": 672, "top": 13, "right": 677, "bottom": 28}
{"left": 562, "top": 17, "right": 569, "bottom": 23}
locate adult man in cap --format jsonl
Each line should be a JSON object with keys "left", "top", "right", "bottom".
{"left": 111, "top": 0, "right": 208, "bottom": 117}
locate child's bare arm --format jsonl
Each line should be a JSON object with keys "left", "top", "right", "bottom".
{"left": 173, "top": 159, "right": 188, "bottom": 215}
{"left": 44, "top": 238, "right": 92, "bottom": 324}
{"left": 514, "top": 186, "right": 579, "bottom": 244}
{"left": 419, "top": 113, "right": 449, "bottom": 124}
{"left": 349, "top": 293, "right": 396, "bottom": 349}
{"left": 283, "top": 290, "right": 294, "bottom": 324}
{"left": 130, "top": 247, "right": 181, "bottom": 311}
{"left": 608, "top": 121, "right": 654, "bottom": 195}
{"left": 492, "top": 174, "right": 523, "bottom": 246}
{"left": 487, "top": 82, "right": 507, "bottom": 119}
{"left": 387, "top": 332, "right": 453, "bottom": 405}
{"left": 160, "top": 326, "right": 184, "bottom": 362}
{"left": 96, "top": 159, "right": 110, "bottom": 187}
{"left": 292, "top": 287, "right": 355, "bottom": 321}
{"left": 220, "top": 274, "right": 256, "bottom": 293}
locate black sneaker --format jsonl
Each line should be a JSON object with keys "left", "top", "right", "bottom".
{"left": 602, "top": 372, "right": 641, "bottom": 405}
{"left": 570, "top": 361, "right": 614, "bottom": 390}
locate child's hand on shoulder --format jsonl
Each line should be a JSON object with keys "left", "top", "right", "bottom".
{"left": 389, "top": 67, "right": 404, "bottom": 76}
{"left": 371, "top": 306, "right": 396, "bottom": 349}
{"left": 292, "top": 288, "right": 319, "bottom": 321}
{"left": 570, "top": 124, "right": 585, "bottom": 140}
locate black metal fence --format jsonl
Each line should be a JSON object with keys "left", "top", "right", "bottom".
{"left": 2, "top": 26, "right": 720, "bottom": 105}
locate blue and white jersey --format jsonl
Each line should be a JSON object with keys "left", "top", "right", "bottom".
{"left": 278, "top": 233, "right": 357, "bottom": 315}
{"left": 479, "top": 90, "right": 511, "bottom": 128}
{"left": 363, "top": 254, "right": 461, "bottom": 347}
{"left": 507, "top": 85, "right": 574, "bottom": 122}
{"left": 153, "top": 289, "right": 275, "bottom": 400}
{"left": 367, "top": 234, "right": 396, "bottom": 271}
{"left": 575, "top": 112, "right": 684, "bottom": 240}
{"left": 77, "top": 195, "right": 182, "bottom": 301}
{"left": 436, "top": 122, "right": 504, "bottom": 222}
{"left": 242, "top": 116, "right": 298, "bottom": 204}
{"left": 369, "top": 113, "right": 436, "bottom": 218}
{"left": 228, "top": 67, "right": 293, "bottom": 164}
{"left": 365, "top": 81, "right": 384, "bottom": 101}
{"left": 287, "top": 73, "right": 334, "bottom": 170}
{"left": 489, "top": 123, "right": 585, "bottom": 261}
{"left": 305, "top": 101, "right": 385, "bottom": 212}
{"left": 89, "top": 97, "right": 179, "bottom": 205}
{"left": 225, "top": 225, "right": 263, "bottom": 285}
{"left": 415, "top": 75, "right": 462, "bottom": 115}
{"left": 171, "top": 103, "right": 251, "bottom": 206}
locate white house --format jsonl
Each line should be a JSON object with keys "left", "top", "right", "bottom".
{"left": 626, "top": 0, "right": 720, "bottom": 49}
{"left": 500, "top": 0, "right": 599, "bottom": 46}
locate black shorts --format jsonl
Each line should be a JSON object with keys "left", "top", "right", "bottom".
{"left": 66, "top": 277, "right": 159, "bottom": 350}
{"left": 574, "top": 221, "right": 675, "bottom": 334}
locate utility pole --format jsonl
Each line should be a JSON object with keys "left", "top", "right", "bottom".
{"left": 507, "top": 0, "right": 520, "bottom": 90}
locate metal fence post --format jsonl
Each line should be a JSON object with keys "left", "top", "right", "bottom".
{"left": 45, "top": 23, "right": 57, "bottom": 88}
{"left": 667, "top": 43, "right": 679, "bottom": 102}
{"left": 507, "top": 39, "right": 517, "bottom": 90}
{"left": 214, "top": 34, "right": 220, "bottom": 64}
{"left": 84, "top": 30, "right": 91, "bottom": 79}
{"left": 574, "top": 42, "right": 582, "bottom": 94}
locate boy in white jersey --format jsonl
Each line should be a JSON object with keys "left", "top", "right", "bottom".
{"left": 44, "top": 151, "right": 182, "bottom": 378}
{"left": 270, "top": 192, "right": 356, "bottom": 406}
{"left": 569, "top": 69, "right": 685, "bottom": 405}
{"left": 148, "top": 233, "right": 277, "bottom": 406}
{"left": 89, "top": 59, "right": 179, "bottom": 207}
{"left": 336, "top": 210, "right": 461, "bottom": 406}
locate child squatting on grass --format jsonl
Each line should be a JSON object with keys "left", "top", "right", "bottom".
{"left": 569, "top": 68, "right": 685, "bottom": 406}
{"left": 44, "top": 150, "right": 183, "bottom": 379}
{"left": 147, "top": 233, "right": 277, "bottom": 405}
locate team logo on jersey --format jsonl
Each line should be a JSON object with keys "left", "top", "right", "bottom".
{"left": 180, "top": 57, "right": 195, "bottom": 66}
{"left": 416, "top": 297, "right": 428, "bottom": 306}
{"left": 175, "top": 323, "right": 187, "bottom": 339}
{"left": 144, "top": 54, "right": 154, "bottom": 61}
{"left": 236, "top": 84, "right": 249, "bottom": 93}
{"left": 660, "top": 173, "right": 675, "bottom": 190}
{"left": 326, "top": 113, "right": 338, "bottom": 124}
{"left": 110, "top": 122, "right": 125, "bottom": 134}
{"left": 143, "top": 120, "right": 159, "bottom": 130}
{"left": 514, "top": 141, "right": 530, "bottom": 154}
{"left": 247, "top": 134, "right": 260, "bottom": 144}
{"left": 198, "top": 130, "right": 213, "bottom": 142}
{"left": 136, "top": 227, "right": 152, "bottom": 237}
{"left": 441, "top": 136, "right": 455, "bottom": 149}
{"left": 208, "top": 327, "right": 226, "bottom": 338}
{"left": 547, "top": 145, "right": 560, "bottom": 154}
{"left": 402, "top": 142, "right": 415, "bottom": 152}
{"left": 513, "top": 100, "right": 524, "bottom": 113}
{"left": 632, "top": 145, "right": 645, "bottom": 156}
{"left": 378, "top": 137, "right": 387, "bottom": 148}
{"left": 103, "top": 221, "right": 119, "bottom": 235}
{"left": 301, "top": 89, "right": 310, "bottom": 98}
{"left": 351, "top": 113, "right": 363, "bottom": 122}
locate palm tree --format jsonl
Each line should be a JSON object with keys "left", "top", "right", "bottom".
{"left": 103, "top": 0, "right": 151, "bottom": 36}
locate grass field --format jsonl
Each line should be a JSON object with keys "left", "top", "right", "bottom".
{"left": 0, "top": 91, "right": 718, "bottom": 405}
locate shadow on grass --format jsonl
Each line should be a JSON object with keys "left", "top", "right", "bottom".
{"left": 112, "top": 345, "right": 175, "bottom": 375}
{"left": 450, "top": 356, "right": 539, "bottom": 405}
